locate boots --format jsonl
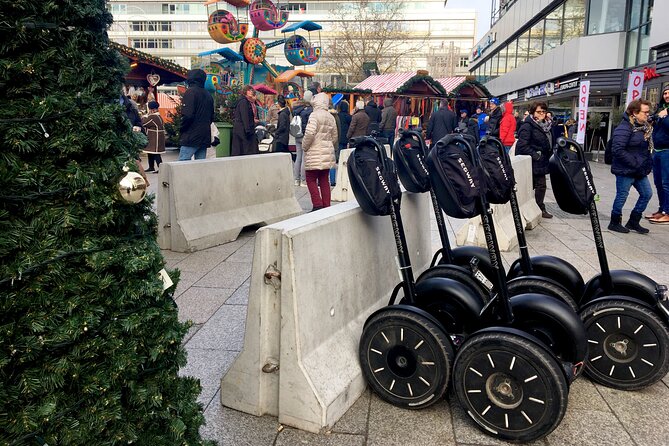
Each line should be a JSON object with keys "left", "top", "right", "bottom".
{"left": 625, "top": 211, "right": 650, "bottom": 234}
{"left": 608, "top": 213, "right": 630, "bottom": 233}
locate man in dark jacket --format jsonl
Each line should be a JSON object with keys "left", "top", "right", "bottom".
{"left": 274, "top": 95, "right": 290, "bottom": 153}
{"left": 648, "top": 86, "right": 669, "bottom": 224}
{"left": 232, "top": 85, "right": 260, "bottom": 156}
{"left": 427, "top": 99, "right": 457, "bottom": 146}
{"left": 458, "top": 109, "right": 480, "bottom": 143}
{"left": 364, "top": 99, "right": 382, "bottom": 134}
{"left": 337, "top": 101, "right": 352, "bottom": 150}
{"left": 379, "top": 97, "right": 397, "bottom": 144}
{"left": 486, "top": 97, "right": 503, "bottom": 137}
{"left": 179, "top": 69, "right": 215, "bottom": 160}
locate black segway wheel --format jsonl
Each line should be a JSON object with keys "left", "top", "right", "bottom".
{"left": 453, "top": 331, "right": 568, "bottom": 442}
{"left": 507, "top": 278, "right": 579, "bottom": 312}
{"left": 359, "top": 307, "right": 453, "bottom": 409}
{"left": 580, "top": 299, "right": 669, "bottom": 390}
{"left": 416, "top": 265, "right": 490, "bottom": 304}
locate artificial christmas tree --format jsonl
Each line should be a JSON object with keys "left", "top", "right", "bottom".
{"left": 0, "top": 2, "right": 214, "bottom": 444}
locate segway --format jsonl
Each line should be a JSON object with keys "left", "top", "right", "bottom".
{"left": 392, "top": 129, "right": 493, "bottom": 303}
{"left": 427, "top": 133, "right": 588, "bottom": 442}
{"left": 348, "top": 136, "right": 485, "bottom": 409}
{"left": 550, "top": 137, "right": 669, "bottom": 390}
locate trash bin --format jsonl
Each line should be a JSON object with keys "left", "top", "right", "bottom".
{"left": 215, "top": 122, "right": 233, "bottom": 157}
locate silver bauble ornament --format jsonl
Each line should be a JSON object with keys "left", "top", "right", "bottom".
{"left": 118, "top": 167, "right": 147, "bottom": 204}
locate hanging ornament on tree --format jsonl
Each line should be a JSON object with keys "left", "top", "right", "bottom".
{"left": 118, "top": 164, "right": 147, "bottom": 204}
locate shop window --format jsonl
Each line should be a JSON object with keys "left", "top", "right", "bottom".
{"left": 563, "top": 0, "right": 586, "bottom": 43}
{"left": 587, "top": 0, "right": 626, "bottom": 35}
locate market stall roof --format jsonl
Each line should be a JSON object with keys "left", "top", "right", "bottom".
{"left": 112, "top": 42, "right": 187, "bottom": 86}
{"left": 354, "top": 72, "right": 491, "bottom": 98}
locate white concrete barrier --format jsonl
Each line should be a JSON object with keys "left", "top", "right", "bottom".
{"left": 157, "top": 153, "right": 303, "bottom": 252}
{"left": 455, "top": 155, "right": 541, "bottom": 251}
{"left": 332, "top": 145, "right": 392, "bottom": 202}
{"left": 221, "top": 192, "right": 431, "bottom": 432}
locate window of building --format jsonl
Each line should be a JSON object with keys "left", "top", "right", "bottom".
{"left": 109, "top": 4, "right": 127, "bottom": 14}
{"left": 458, "top": 56, "right": 469, "bottom": 67}
{"left": 497, "top": 46, "right": 508, "bottom": 75}
{"left": 130, "top": 21, "right": 173, "bottom": 32}
{"left": 131, "top": 38, "right": 173, "bottom": 49}
{"left": 587, "top": 0, "right": 626, "bottom": 34}
{"left": 517, "top": 30, "right": 530, "bottom": 67}
{"left": 162, "top": 3, "right": 205, "bottom": 15}
{"left": 528, "top": 20, "right": 544, "bottom": 60}
{"left": 626, "top": 0, "right": 653, "bottom": 67}
{"left": 563, "top": 0, "right": 586, "bottom": 43}
{"left": 544, "top": 4, "right": 564, "bottom": 53}
{"left": 490, "top": 53, "right": 499, "bottom": 77}
{"left": 506, "top": 39, "right": 518, "bottom": 71}
{"left": 280, "top": 2, "right": 307, "bottom": 12}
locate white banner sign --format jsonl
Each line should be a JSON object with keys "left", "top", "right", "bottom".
{"left": 625, "top": 71, "right": 644, "bottom": 106}
{"left": 576, "top": 81, "right": 590, "bottom": 145}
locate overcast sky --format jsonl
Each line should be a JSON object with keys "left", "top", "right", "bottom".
{"left": 445, "top": 0, "right": 493, "bottom": 42}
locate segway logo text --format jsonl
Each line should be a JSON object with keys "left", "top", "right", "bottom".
{"left": 458, "top": 157, "right": 476, "bottom": 188}
{"left": 375, "top": 166, "right": 390, "bottom": 195}
{"left": 582, "top": 167, "right": 595, "bottom": 194}
{"left": 496, "top": 156, "right": 509, "bottom": 181}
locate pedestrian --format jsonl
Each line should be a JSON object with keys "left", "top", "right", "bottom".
{"left": 142, "top": 101, "right": 165, "bottom": 173}
{"left": 476, "top": 105, "right": 488, "bottom": 139}
{"left": 379, "top": 97, "right": 397, "bottom": 145}
{"left": 499, "top": 101, "right": 517, "bottom": 152}
{"left": 648, "top": 86, "right": 669, "bottom": 224}
{"left": 486, "top": 97, "right": 503, "bottom": 137}
{"left": 514, "top": 101, "right": 554, "bottom": 219}
{"left": 427, "top": 99, "right": 458, "bottom": 147}
{"left": 178, "top": 69, "right": 215, "bottom": 160}
{"left": 364, "top": 98, "right": 382, "bottom": 135}
{"left": 328, "top": 99, "right": 341, "bottom": 186}
{"left": 347, "top": 100, "right": 370, "bottom": 139}
{"left": 308, "top": 82, "right": 322, "bottom": 96}
{"left": 273, "top": 95, "right": 291, "bottom": 153}
{"left": 290, "top": 90, "right": 313, "bottom": 185}
{"left": 338, "top": 100, "right": 352, "bottom": 151}
{"left": 608, "top": 99, "right": 654, "bottom": 234}
{"left": 566, "top": 118, "right": 577, "bottom": 139}
{"left": 458, "top": 109, "right": 479, "bottom": 142}
{"left": 302, "top": 92, "right": 338, "bottom": 212}
{"left": 231, "top": 85, "right": 260, "bottom": 156}
{"left": 267, "top": 99, "right": 280, "bottom": 127}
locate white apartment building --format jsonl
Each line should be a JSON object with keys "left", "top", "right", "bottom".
{"left": 107, "top": 1, "right": 477, "bottom": 79}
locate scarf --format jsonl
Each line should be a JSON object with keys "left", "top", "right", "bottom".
{"left": 532, "top": 116, "right": 553, "bottom": 147}
{"left": 629, "top": 115, "right": 654, "bottom": 152}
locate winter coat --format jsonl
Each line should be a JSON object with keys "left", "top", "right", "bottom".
{"left": 499, "top": 101, "right": 517, "bottom": 147}
{"left": 427, "top": 106, "right": 457, "bottom": 144}
{"left": 329, "top": 109, "right": 341, "bottom": 150}
{"left": 365, "top": 101, "right": 382, "bottom": 134}
{"left": 292, "top": 101, "right": 313, "bottom": 141}
{"left": 338, "top": 102, "right": 352, "bottom": 147}
{"left": 515, "top": 118, "right": 552, "bottom": 176}
{"left": 347, "top": 109, "right": 370, "bottom": 139}
{"left": 653, "top": 103, "right": 669, "bottom": 150}
{"left": 478, "top": 112, "right": 488, "bottom": 138}
{"left": 302, "top": 93, "right": 337, "bottom": 171}
{"left": 379, "top": 98, "right": 398, "bottom": 132}
{"left": 180, "top": 69, "right": 215, "bottom": 148}
{"left": 487, "top": 106, "right": 503, "bottom": 137}
{"left": 141, "top": 113, "right": 166, "bottom": 154}
{"left": 275, "top": 106, "right": 291, "bottom": 146}
{"left": 611, "top": 114, "right": 653, "bottom": 178}
{"left": 231, "top": 96, "right": 259, "bottom": 156}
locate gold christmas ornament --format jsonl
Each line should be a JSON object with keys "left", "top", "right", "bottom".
{"left": 118, "top": 165, "right": 147, "bottom": 204}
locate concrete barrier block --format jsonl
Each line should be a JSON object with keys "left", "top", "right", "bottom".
{"left": 157, "top": 153, "right": 302, "bottom": 252}
{"left": 455, "top": 155, "right": 539, "bottom": 251}
{"left": 219, "top": 227, "right": 283, "bottom": 416}
{"left": 220, "top": 192, "right": 431, "bottom": 433}
{"left": 278, "top": 193, "right": 430, "bottom": 432}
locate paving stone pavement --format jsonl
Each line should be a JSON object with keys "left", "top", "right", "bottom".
{"left": 146, "top": 151, "right": 669, "bottom": 446}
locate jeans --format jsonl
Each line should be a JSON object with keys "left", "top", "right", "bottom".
{"left": 612, "top": 175, "right": 653, "bottom": 216}
{"left": 652, "top": 149, "right": 669, "bottom": 213}
{"left": 293, "top": 139, "right": 306, "bottom": 181}
{"left": 178, "top": 145, "right": 207, "bottom": 161}
{"left": 306, "top": 169, "right": 331, "bottom": 208}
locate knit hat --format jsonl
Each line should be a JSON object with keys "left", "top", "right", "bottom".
{"left": 490, "top": 98, "right": 500, "bottom": 106}
{"left": 356, "top": 100, "right": 365, "bottom": 110}
{"left": 460, "top": 109, "right": 468, "bottom": 115}
{"left": 303, "top": 90, "right": 314, "bottom": 103}
{"left": 148, "top": 101, "right": 160, "bottom": 110}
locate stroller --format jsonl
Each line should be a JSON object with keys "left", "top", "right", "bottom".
{"left": 256, "top": 123, "right": 276, "bottom": 153}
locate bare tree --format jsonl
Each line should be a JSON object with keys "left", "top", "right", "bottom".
{"left": 322, "top": 0, "right": 429, "bottom": 84}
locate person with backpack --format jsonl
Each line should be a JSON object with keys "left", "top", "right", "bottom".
{"left": 273, "top": 95, "right": 291, "bottom": 153}
{"left": 302, "top": 93, "right": 338, "bottom": 211}
{"left": 290, "top": 90, "right": 313, "bottom": 186}
{"left": 647, "top": 86, "right": 669, "bottom": 224}
{"left": 499, "top": 101, "right": 517, "bottom": 152}
{"left": 427, "top": 99, "right": 457, "bottom": 147}
{"left": 608, "top": 99, "right": 654, "bottom": 234}
{"left": 347, "top": 100, "right": 370, "bottom": 139}
{"left": 514, "top": 101, "right": 554, "bottom": 219}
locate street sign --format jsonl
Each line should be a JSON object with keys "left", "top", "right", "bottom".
{"left": 625, "top": 71, "right": 644, "bottom": 106}
{"left": 576, "top": 81, "right": 590, "bottom": 145}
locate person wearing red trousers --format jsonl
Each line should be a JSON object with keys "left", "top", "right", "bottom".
{"left": 302, "top": 92, "right": 338, "bottom": 211}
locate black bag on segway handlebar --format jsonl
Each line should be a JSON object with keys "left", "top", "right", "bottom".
{"left": 478, "top": 136, "right": 514, "bottom": 204}
{"left": 348, "top": 137, "right": 402, "bottom": 216}
{"left": 393, "top": 131, "right": 431, "bottom": 193}
{"left": 426, "top": 134, "right": 484, "bottom": 219}
{"left": 549, "top": 137, "right": 596, "bottom": 215}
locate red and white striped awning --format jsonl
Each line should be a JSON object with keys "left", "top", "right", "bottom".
{"left": 156, "top": 92, "right": 180, "bottom": 109}
{"left": 354, "top": 73, "right": 468, "bottom": 95}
